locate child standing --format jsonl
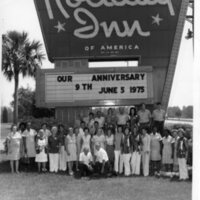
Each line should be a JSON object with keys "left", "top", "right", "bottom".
{"left": 35, "top": 130, "right": 48, "bottom": 173}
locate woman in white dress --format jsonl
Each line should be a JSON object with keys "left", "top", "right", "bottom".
{"left": 6, "top": 124, "right": 22, "bottom": 173}
{"left": 35, "top": 130, "right": 48, "bottom": 173}
{"left": 81, "top": 127, "right": 91, "bottom": 152}
{"left": 92, "top": 128, "right": 106, "bottom": 156}
{"left": 65, "top": 127, "right": 77, "bottom": 175}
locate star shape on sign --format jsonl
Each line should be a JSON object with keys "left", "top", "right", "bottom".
{"left": 54, "top": 21, "right": 66, "bottom": 33}
{"left": 152, "top": 14, "right": 163, "bottom": 26}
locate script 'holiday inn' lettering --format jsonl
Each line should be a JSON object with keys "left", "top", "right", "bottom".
{"left": 44, "top": 0, "right": 175, "bottom": 39}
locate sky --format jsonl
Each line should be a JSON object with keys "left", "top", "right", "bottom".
{"left": 0, "top": 0, "right": 193, "bottom": 108}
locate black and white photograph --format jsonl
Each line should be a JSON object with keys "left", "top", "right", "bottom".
{"left": 0, "top": 0, "right": 199, "bottom": 200}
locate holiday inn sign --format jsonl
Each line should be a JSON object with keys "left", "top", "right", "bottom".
{"left": 34, "top": 0, "right": 183, "bottom": 61}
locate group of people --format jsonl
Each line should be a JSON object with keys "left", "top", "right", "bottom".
{"left": 4, "top": 103, "right": 192, "bottom": 181}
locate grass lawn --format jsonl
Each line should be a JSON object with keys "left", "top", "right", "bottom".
{"left": 0, "top": 171, "right": 191, "bottom": 200}
{"left": 0, "top": 123, "right": 192, "bottom": 200}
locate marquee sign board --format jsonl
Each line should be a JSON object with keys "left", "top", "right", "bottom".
{"left": 45, "top": 72, "right": 148, "bottom": 103}
{"left": 34, "top": 0, "right": 183, "bottom": 61}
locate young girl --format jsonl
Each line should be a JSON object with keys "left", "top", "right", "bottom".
{"left": 131, "top": 126, "right": 142, "bottom": 176}
{"left": 162, "top": 129, "right": 174, "bottom": 176}
{"left": 6, "top": 124, "right": 22, "bottom": 173}
{"left": 150, "top": 126, "right": 162, "bottom": 176}
{"left": 35, "top": 130, "right": 48, "bottom": 173}
{"left": 121, "top": 127, "right": 132, "bottom": 176}
{"left": 177, "top": 129, "right": 188, "bottom": 180}
{"left": 114, "top": 126, "right": 124, "bottom": 175}
{"left": 141, "top": 127, "right": 151, "bottom": 176}
{"left": 65, "top": 127, "right": 77, "bottom": 175}
{"left": 105, "top": 128, "right": 114, "bottom": 172}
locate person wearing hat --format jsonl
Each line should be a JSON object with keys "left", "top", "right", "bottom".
{"left": 94, "top": 142, "right": 109, "bottom": 176}
{"left": 79, "top": 147, "right": 93, "bottom": 177}
{"left": 177, "top": 128, "right": 189, "bottom": 180}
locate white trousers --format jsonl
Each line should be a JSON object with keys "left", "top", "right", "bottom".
{"left": 178, "top": 158, "right": 188, "bottom": 179}
{"left": 123, "top": 153, "right": 131, "bottom": 176}
{"left": 59, "top": 146, "right": 66, "bottom": 171}
{"left": 142, "top": 152, "right": 150, "bottom": 176}
{"left": 114, "top": 150, "right": 124, "bottom": 173}
{"left": 49, "top": 153, "right": 59, "bottom": 172}
{"left": 131, "top": 152, "right": 141, "bottom": 175}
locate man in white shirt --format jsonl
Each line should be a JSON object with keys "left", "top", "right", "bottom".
{"left": 152, "top": 102, "right": 166, "bottom": 136}
{"left": 116, "top": 107, "right": 129, "bottom": 130}
{"left": 94, "top": 143, "right": 109, "bottom": 176}
{"left": 79, "top": 147, "right": 93, "bottom": 177}
{"left": 137, "top": 103, "right": 151, "bottom": 129}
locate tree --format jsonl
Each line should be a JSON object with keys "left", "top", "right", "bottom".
{"left": 167, "top": 106, "right": 182, "bottom": 118}
{"left": 2, "top": 31, "right": 45, "bottom": 123}
{"left": 182, "top": 106, "right": 193, "bottom": 118}
{"left": 10, "top": 87, "right": 55, "bottom": 120}
{"left": 10, "top": 87, "right": 34, "bottom": 119}
{"left": 175, "top": 107, "right": 182, "bottom": 119}
{"left": 1, "top": 107, "right": 8, "bottom": 123}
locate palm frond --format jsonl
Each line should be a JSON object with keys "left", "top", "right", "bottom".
{"left": 2, "top": 30, "right": 45, "bottom": 81}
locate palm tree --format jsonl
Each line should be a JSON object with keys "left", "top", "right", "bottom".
{"left": 2, "top": 31, "right": 45, "bottom": 124}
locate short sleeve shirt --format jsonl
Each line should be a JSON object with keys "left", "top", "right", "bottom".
{"left": 22, "top": 129, "right": 37, "bottom": 157}
{"left": 137, "top": 109, "right": 151, "bottom": 123}
{"left": 117, "top": 114, "right": 129, "bottom": 125}
{"left": 79, "top": 152, "right": 93, "bottom": 165}
{"left": 152, "top": 109, "right": 165, "bottom": 121}
{"left": 94, "top": 116, "right": 105, "bottom": 128}
{"left": 105, "top": 134, "right": 114, "bottom": 145}
{"left": 95, "top": 148, "right": 109, "bottom": 163}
